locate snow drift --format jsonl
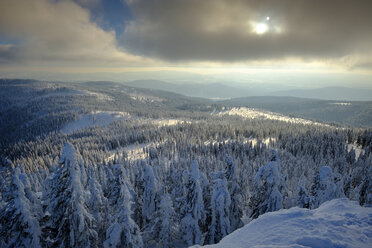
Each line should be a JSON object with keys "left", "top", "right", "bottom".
{"left": 196, "top": 198, "right": 372, "bottom": 248}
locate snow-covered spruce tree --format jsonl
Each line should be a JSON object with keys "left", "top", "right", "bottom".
{"left": 0, "top": 190, "right": 3, "bottom": 214}
{"left": 132, "top": 163, "right": 145, "bottom": 230}
{"left": 309, "top": 166, "right": 345, "bottom": 209}
{"left": 141, "top": 160, "right": 159, "bottom": 229}
{"left": 144, "top": 188, "right": 179, "bottom": 248}
{"left": 157, "top": 192, "right": 179, "bottom": 248}
{"left": 198, "top": 168, "right": 211, "bottom": 235}
{"left": 206, "top": 172, "right": 231, "bottom": 244}
{"left": 239, "top": 160, "right": 253, "bottom": 217}
{"left": 80, "top": 161, "right": 88, "bottom": 189}
{"left": 103, "top": 165, "right": 115, "bottom": 205}
{"left": 225, "top": 156, "right": 243, "bottom": 230}
{"left": 297, "top": 175, "right": 310, "bottom": 208}
{"left": 97, "top": 165, "right": 108, "bottom": 193}
{"left": 249, "top": 150, "right": 286, "bottom": 219}
{"left": 42, "top": 143, "right": 98, "bottom": 248}
{"left": 0, "top": 167, "right": 41, "bottom": 248}
{"left": 170, "top": 167, "right": 187, "bottom": 219}
{"left": 103, "top": 165, "right": 143, "bottom": 248}
{"left": 344, "top": 154, "right": 365, "bottom": 203}
{"left": 180, "top": 160, "right": 206, "bottom": 246}
{"left": 358, "top": 154, "right": 372, "bottom": 207}
{"left": 88, "top": 168, "right": 108, "bottom": 245}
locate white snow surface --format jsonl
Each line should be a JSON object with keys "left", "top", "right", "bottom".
{"left": 82, "top": 90, "right": 114, "bottom": 101}
{"left": 36, "top": 88, "right": 113, "bottom": 102}
{"left": 128, "top": 92, "right": 164, "bottom": 103}
{"left": 153, "top": 119, "right": 191, "bottom": 127}
{"left": 331, "top": 102, "right": 352, "bottom": 106}
{"left": 215, "top": 107, "right": 329, "bottom": 127}
{"left": 62, "top": 111, "right": 131, "bottom": 134}
{"left": 204, "top": 137, "right": 275, "bottom": 147}
{"left": 62, "top": 110, "right": 190, "bottom": 134}
{"left": 105, "top": 143, "right": 151, "bottom": 162}
{"left": 195, "top": 198, "right": 372, "bottom": 248}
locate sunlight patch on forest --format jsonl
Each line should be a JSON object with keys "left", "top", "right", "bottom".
{"left": 214, "top": 107, "right": 331, "bottom": 127}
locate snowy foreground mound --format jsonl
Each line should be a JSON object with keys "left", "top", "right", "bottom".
{"left": 196, "top": 198, "right": 372, "bottom": 248}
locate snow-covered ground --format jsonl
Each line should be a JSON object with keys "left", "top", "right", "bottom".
{"left": 62, "top": 110, "right": 191, "bottom": 135}
{"left": 36, "top": 88, "right": 113, "bottom": 102}
{"left": 62, "top": 111, "right": 131, "bottom": 134}
{"left": 36, "top": 89, "right": 85, "bottom": 99}
{"left": 105, "top": 142, "right": 156, "bottom": 162}
{"left": 104, "top": 119, "right": 191, "bottom": 162}
{"left": 153, "top": 119, "right": 191, "bottom": 127}
{"left": 106, "top": 137, "right": 273, "bottom": 164}
{"left": 331, "top": 102, "right": 352, "bottom": 106}
{"left": 204, "top": 137, "right": 275, "bottom": 147}
{"left": 196, "top": 198, "right": 372, "bottom": 248}
{"left": 214, "top": 107, "right": 329, "bottom": 127}
{"left": 129, "top": 92, "right": 164, "bottom": 103}
{"left": 82, "top": 90, "right": 114, "bottom": 101}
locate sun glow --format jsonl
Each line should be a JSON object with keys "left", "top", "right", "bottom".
{"left": 254, "top": 23, "right": 269, "bottom": 34}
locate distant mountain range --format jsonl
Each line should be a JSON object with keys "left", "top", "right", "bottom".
{"left": 121, "top": 80, "right": 260, "bottom": 99}
{"left": 121, "top": 80, "right": 372, "bottom": 101}
{"left": 222, "top": 96, "right": 372, "bottom": 127}
{"left": 271, "top": 87, "right": 372, "bottom": 101}
{"left": 2, "top": 79, "right": 372, "bottom": 128}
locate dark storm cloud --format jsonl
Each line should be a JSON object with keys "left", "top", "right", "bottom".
{"left": 122, "top": 0, "right": 372, "bottom": 63}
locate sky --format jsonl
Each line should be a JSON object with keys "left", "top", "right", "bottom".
{"left": 0, "top": 0, "right": 371, "bottom": 88}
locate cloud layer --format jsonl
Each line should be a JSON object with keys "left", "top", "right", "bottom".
{"left": 0, "top": 0, "right": 371, "bottom": 71}
{"left": 122, "top": 0, "right": 372, "bottom": 68}
{"left": 0, "top": 0, "right": 152, "bottom": 67}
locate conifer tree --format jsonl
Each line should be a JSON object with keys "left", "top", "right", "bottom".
{"left": 207, "top": 172, "right": 231, "bottom": 244}
{"left": 144, "top": 189, "right": 179, "bottom": 248}
{"left": 249, "top": 150, "right": 286, "bottom": 219}
{"left": 104, "top": 165, "right": 143, "bottom": 248}
{"left": 42, "top": 143, "right": 98, "bottom": 248}
{"left": 180, "top": 160, "right": 206, "bottom": 246}
{"left": 297, "top": 176, "right": 310, "bottom": 208}
{"left": 225, "top": 156, "right": 243, "bottom": 230}
{"left": 0, "top": 167, "right": 41, "bottom": 248}
{"left": 88, "top": 169, "right": 108, "bottom": 245}
{"left": 359, "top": 155, "right": 372, "bottom": 207}
{"left": 170, "top": 168, "right": 187, "bottom": 218}
{"left": 141, "top": 161, "right": 158, "bottom": 228}
{"left": 310, "top": 166, "right": 344, "bottom": 209}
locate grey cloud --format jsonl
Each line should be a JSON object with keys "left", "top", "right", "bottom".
{"left": 350, "top": 60, "right": 372, "bottom": 71}
{"left": 0, "top": 0, "right": 153, "bottom": 66}
{"left": 0, "top": 45, "right": 18, "bottom": 63}
{"left": 122, "top": 0, "right": 372, "bottom": 63}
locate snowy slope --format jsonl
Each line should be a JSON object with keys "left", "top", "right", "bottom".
{"left": 215, "top": 107, "right": 329, "bottom": 127}
{"left": 196, "top": 198, "right": 372, "bottom": 248}
{"left": 62, "top": 111, "right": 130, "bottom": 134}
{"left": 62, "top": 110, "right": 191, "bottom": 135}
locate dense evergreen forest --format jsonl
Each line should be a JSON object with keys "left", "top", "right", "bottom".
{"left": 0, "top": 79, "right": 371, "bottom": 247}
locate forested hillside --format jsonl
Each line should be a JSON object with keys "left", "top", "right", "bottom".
{"left": 223, "top": 96, "right": 372, "bottom": 127}
{"left": 0, "top": 79, "right": 371, "bottom": 247}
